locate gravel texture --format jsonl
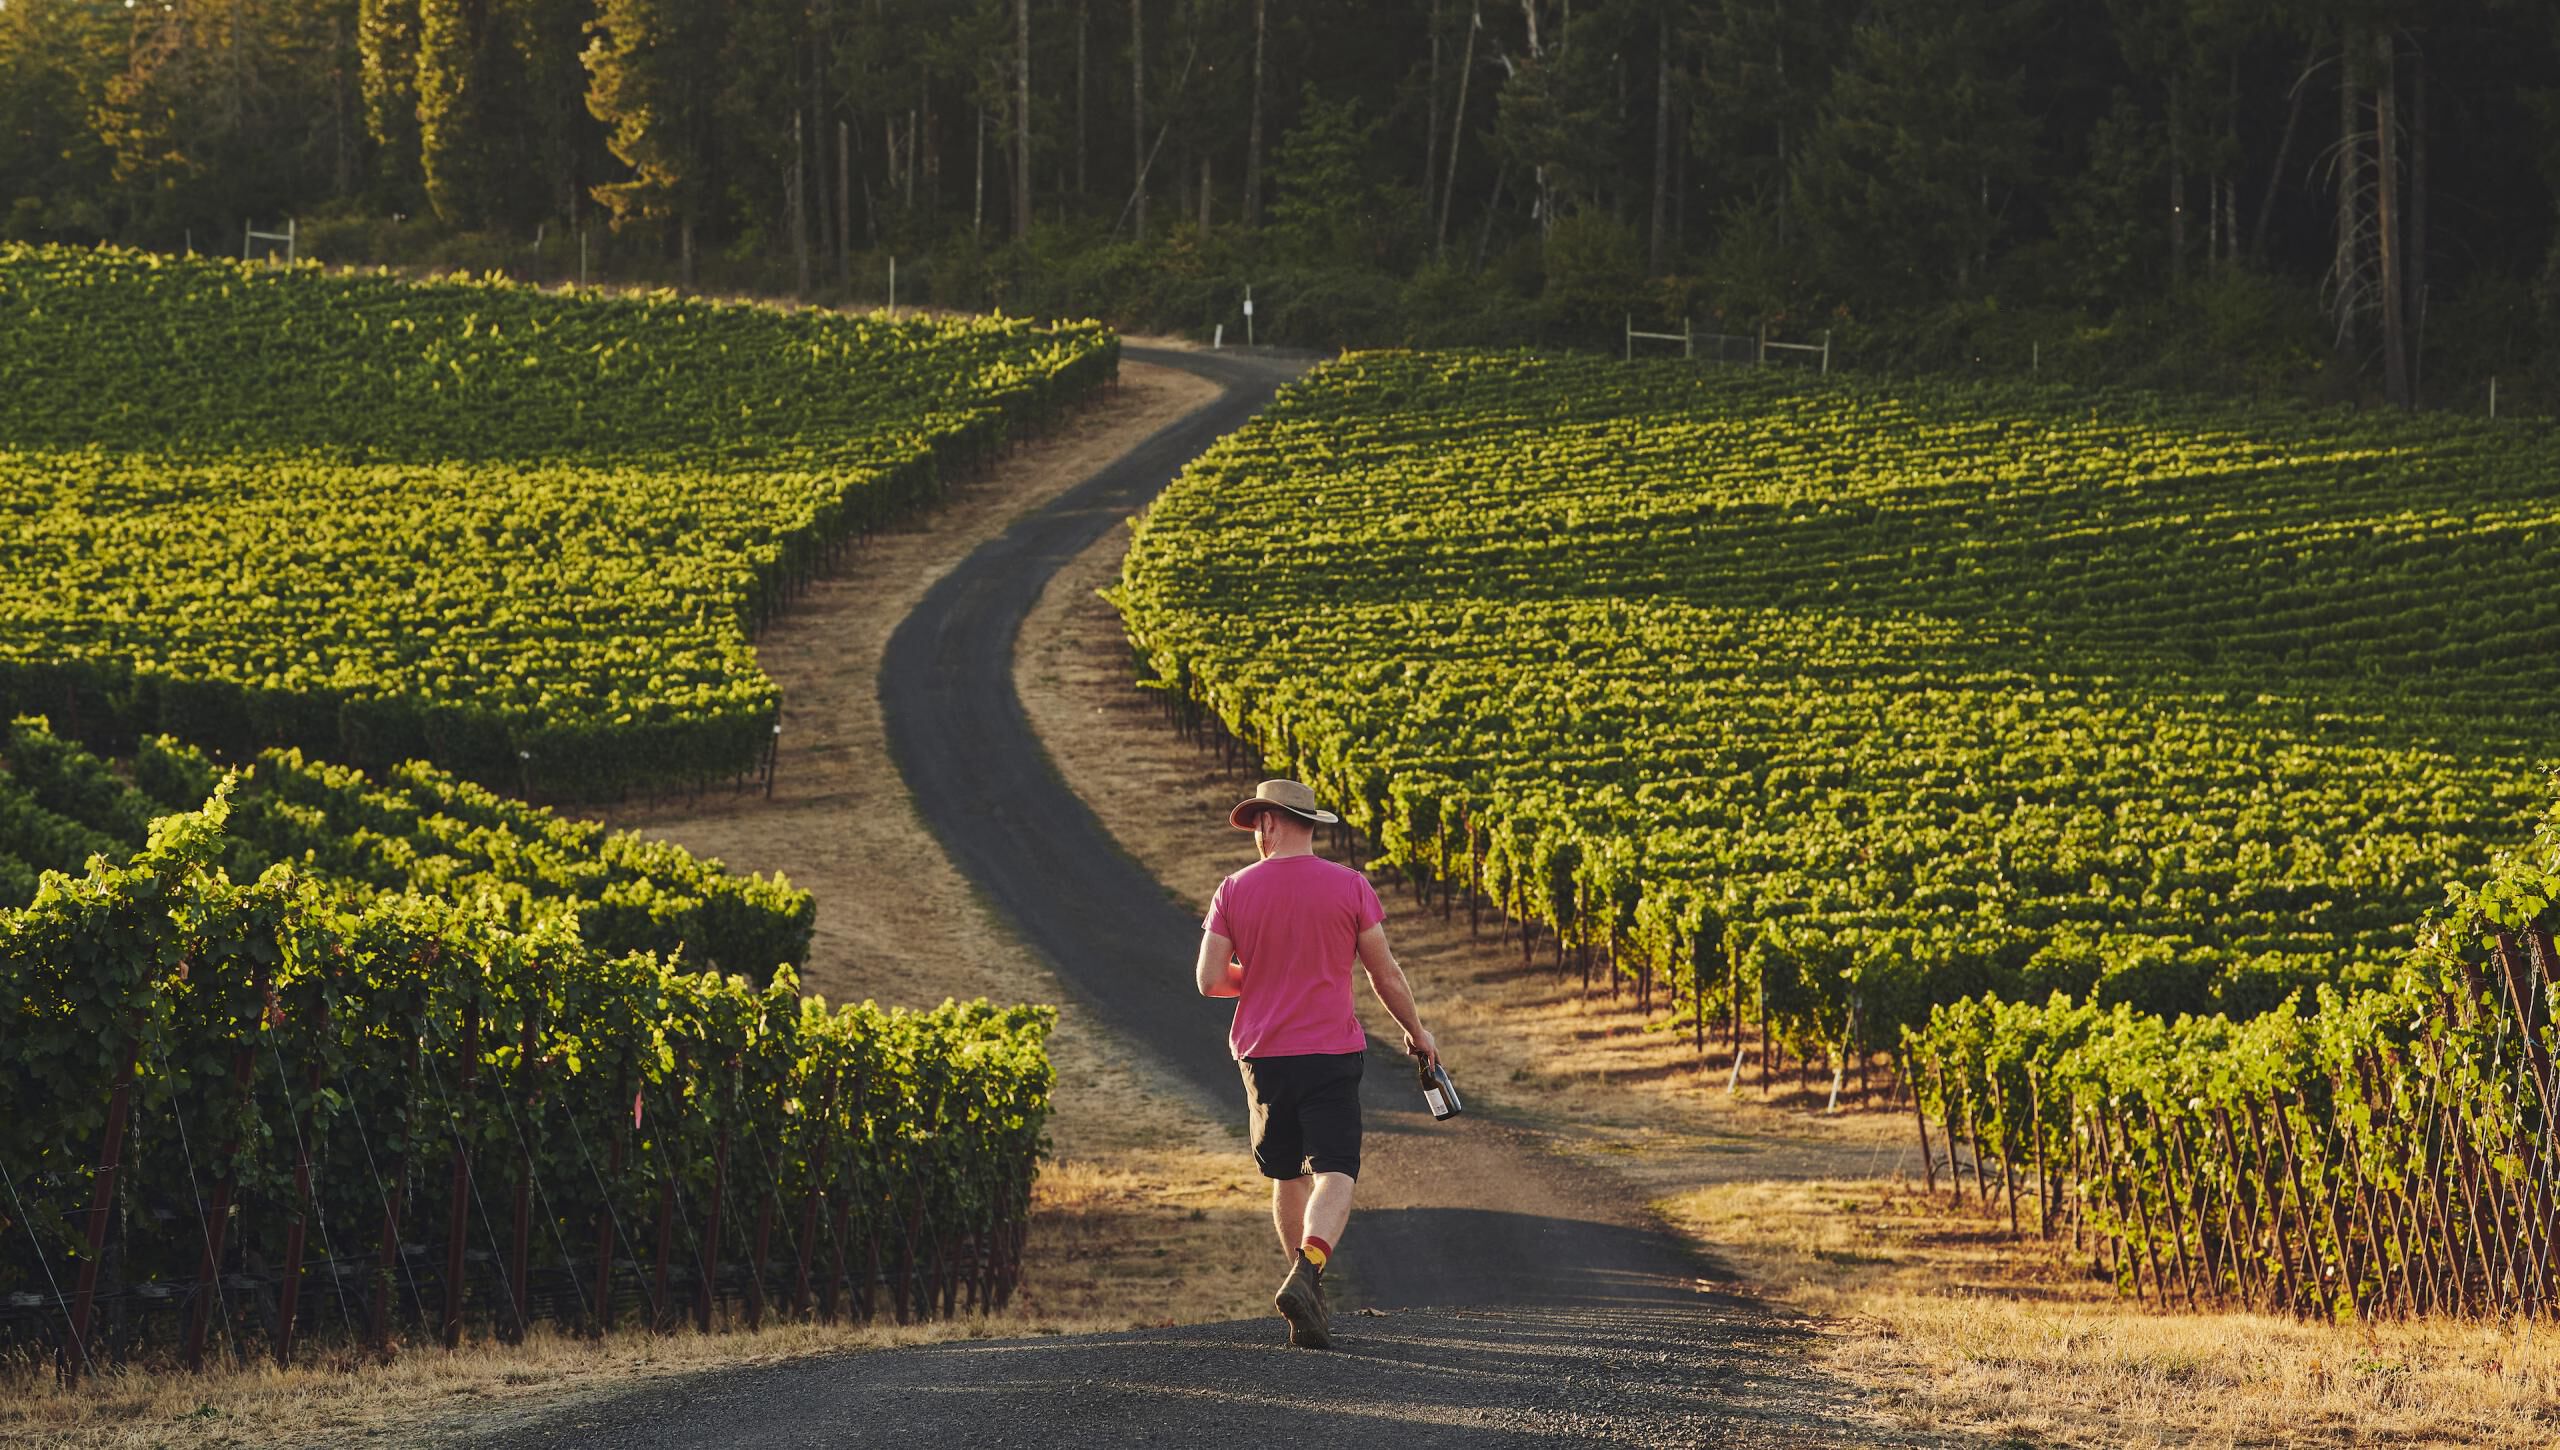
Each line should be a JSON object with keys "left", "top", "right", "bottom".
{"left": 458, "top": 1305, "right": 1901, "bottom": 1449}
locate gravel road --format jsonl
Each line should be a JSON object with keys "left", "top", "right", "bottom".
{"left": 460, "top": 347, "right": 1919, "bottom": 1448}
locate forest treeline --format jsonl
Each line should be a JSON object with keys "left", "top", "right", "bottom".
{"left": 4, "top": 0, "right": 2557, "bottom": 405}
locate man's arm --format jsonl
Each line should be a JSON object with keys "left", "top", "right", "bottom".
{"left": 1355, "top": 922, "right": 1438, "bottom": 1065}
{"left": 1195, "top": 930, "right": 1244, "bottom": 998}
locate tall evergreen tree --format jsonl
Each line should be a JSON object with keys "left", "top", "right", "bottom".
{"left": 585, "top": 0, "right": 724, "bottom": 280}
{"left": 357, "top": 0, "right": 424, "bottom": 198}
{"left": 417, "top": 0, "right": 506, "bottom": 224}
{"left": 1788, "top": 0, "right": 2038, "bottom": 298}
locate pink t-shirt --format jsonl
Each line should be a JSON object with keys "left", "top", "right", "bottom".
{"left": 1202, "top": 854, "right": 1383, "bottom": 1060}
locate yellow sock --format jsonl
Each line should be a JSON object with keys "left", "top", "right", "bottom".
{"left": 1301, "top": 1236, "right": 1331, "bottom": 1272}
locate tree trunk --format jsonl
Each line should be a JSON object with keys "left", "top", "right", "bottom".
{"left": 331, "top": 16, "right": 353, "bottom": 195}
{"left": 973, "top": 105, "right": 987, "bottom": 240}
{"left": 2168, "top": 67, "right": 2185, "bottom": 286}
{"left": 1436, "top": 4, "right": 1479, "bottom": 255}
{"left": 2250, "top": 42, "right": 2318, "bottom": 264}
{"left": 839, "top": 118, "right": 855, "bottom": 278}
{"left": 810, "top": 32, "right": 831, "bottom": 269}
{"left": 2374, "top": 28, "right": 2408, "bottom": 407}
{"left": 1130, "top": 0, "right": 1147, "bottom": 241}
{"left": 1198, "top": 153, "right": 1213, "bottom": 237}
{"left": 792, "top": 110, "right": 811, "bottom": 294}
{"left": 1075, "top": 1, "right": 1089, "bottom": 198}
{"left": 1647, "top": 10, "right": 1671, "bottom": 275}
{"left": 2333, "top": 30, "right": 2360, "bottom": 357}
{"left": 1673, "top": 95, "right": 1687, "bottom": 250}
{"left": 2407, "top": 51, "right": 2428, "bottom": 403}
{"left": 1015, "top": 0, "right": 1033, "bottom": 240}
{"left": 1243, "top": 0, "right": 1267, "bottom": 226}
{"left": 1425, "top": 0, "right": 1442, "bottom": 202}
{"left": 2211, "top": 48, "right": 2232, "bottom": 270}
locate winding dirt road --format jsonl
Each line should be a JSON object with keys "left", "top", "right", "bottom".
{"left": 464, "top": 348, "right": 1917, "bottom": 1448}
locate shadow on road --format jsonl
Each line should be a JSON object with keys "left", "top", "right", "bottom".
{"left": 459, "top": 1303, "right": 1902, "bottom": 1449}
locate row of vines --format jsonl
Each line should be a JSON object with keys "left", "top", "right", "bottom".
{"left": 1113, "top": 348, "right": 2559, "bottom": 1074}
{"left": 0, "top": 792, "right": 1053, "bottom": 1378}
{"left": 1900, "top": 789, "right": 2560, "bottom": 1320}
{"left": 0, "top": 716, "right": 811, "bottom": 978}
{"left": 0, "top": 244, "right": 1118, "bottom": 797}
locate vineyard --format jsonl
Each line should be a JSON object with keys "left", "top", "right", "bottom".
{"left": 0, "top": 727, "right": 1053, "bottom": 1373}
{"left": 0, "top": 245, "right": 1116, "bottom": 797}
{"left": 1113, "top": 349, "right": 2558, "bottom": 1071}
{"left": 1902, "top": 799, "right": 2560, "bottom": 1321}
{"left": 0, "top": 244, "right": 1081, "bottom": 1379}
{"left": 0, "top": 717, "right": 811, "bottom": 978}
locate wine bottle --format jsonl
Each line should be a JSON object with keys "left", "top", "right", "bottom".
{"left": 1415, "top": 1054, "right": 1462, "bottom": 1120}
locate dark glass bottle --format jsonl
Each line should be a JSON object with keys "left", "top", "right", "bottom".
{"left": 1416, "top": 1054, "right": 1462, "bottom": 1120}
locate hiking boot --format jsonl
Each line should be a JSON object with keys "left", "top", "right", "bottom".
{"left": 1274, "top": 1252, "right": 1331, "bottom": 1349}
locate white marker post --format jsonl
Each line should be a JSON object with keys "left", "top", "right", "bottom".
{"left": 1243, "top": 286, "right": 1254, "bottom": 347}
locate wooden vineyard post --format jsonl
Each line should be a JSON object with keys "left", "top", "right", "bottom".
{"left": 791, "top": 1071, "right": 840, "bottom": 1319}
{"left": 1934, "top": 1062, "right": 1963, "bottom": 1206}
{"left": 2174, "top": 1112, "right": 2237, "bottom": 1307}
{"left": 186, "top": 963, "right": 271, "bottom": 1373}
{"left": 594, "top": 1080, "right": 631, "bottom": 1333}
{"left": 649, "top": 1075, "right": 681, "bottom": 1333}
{"left": 370, "top": 1031, "right": 421, "bottom": 1352}
{"left": 2210, "top": 1107, "right": 2268, "bottom": 1309}
{"left": 2301, "top": 1089, "right": 2368, "bottom": 1318}
{"left": 2143, "top": 1101, "right": 2200, "bottom": 1310}
{"left": 1987, "top": 1073, "right": 2019, "bottom": 1237}
{"left": 1965, "top": 1084, "right": 1991, "bottom": 1208}
{"left": 442, "top": 998, "right": 481, "bottom": 1350}
{"left": 2089, "top": 1107, "right": 2134, "bottom": 1299}
{"left": 276, "top": 1002, "right": 332, "bottom": 1368}
{"left": 1758, "top": 983, "right": 1771, "bottom": 1096}
{"left": 697, "top": 1118, "right": 731, "bottom": 1333}
{"left": 505, "top": 1008, "right": 538, "bottom": 1344}
{"left": 2069, "top": 1112, "right": 2086, "bottom": 1254}
{"left": 2245, "top": 1096, "right": 2310, "bottom": 1315}
{"left": 892, "top": 1186, "right": 917, "bottom": 1325}
{"left": 2362, "top": 1052, "right": 2441, "bottom": 1315}
{"left": 2115, "top": 1106, "right": 2171, "bottom": 1306}
{"left": 746, "top": 1078, "right": 785, "bottom": 1331}
{"left": 2029, "top": 1075, "right": 2050, "bottom": 1239}
{"left": 1908, "top": 1054, "right": 1937, "bottom": 1195}
{"left": 2330, "top": 1076, "right": 2402, "bottom": 1317}
{"left": 65, "top": 1012, "right": 145, "bottom": 1386}
{"left": 2266, "top": 1091, "right": 2339, "bottom": 1319}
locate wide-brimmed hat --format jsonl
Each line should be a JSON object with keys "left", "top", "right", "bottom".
{"left": 1228, "top": 779, "right": 1341, "bottom": 830}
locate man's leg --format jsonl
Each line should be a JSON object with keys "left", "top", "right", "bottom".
{"left": 1271, "top": 1173, "right": 1312, "bottom": 1261}
{"left": 1303, "top": 1171, "right": 1354, "bottom": 1249}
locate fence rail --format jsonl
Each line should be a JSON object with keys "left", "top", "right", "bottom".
{"left": 1625, "top": 315, "right": 1831, "bottom": 373}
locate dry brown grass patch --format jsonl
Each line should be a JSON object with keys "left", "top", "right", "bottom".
{"left": 1663, "top": 1178, "right": 2560, "bottom": 1447}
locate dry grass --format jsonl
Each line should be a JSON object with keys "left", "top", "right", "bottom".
{"left": 1, "top": 1315, "right": 1070, "bottom": 1450}
{"left": 1661, "top": 1178, "right": 2560, "bottom": 1447}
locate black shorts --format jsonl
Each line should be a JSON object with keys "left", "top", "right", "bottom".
{"left": 1238, "top": 1052, "right": 1364, "bottom": 1181}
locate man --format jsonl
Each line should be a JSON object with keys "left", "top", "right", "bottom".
{"left": 1194, "top": 778, "right": 1440, "bottom": 1350}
